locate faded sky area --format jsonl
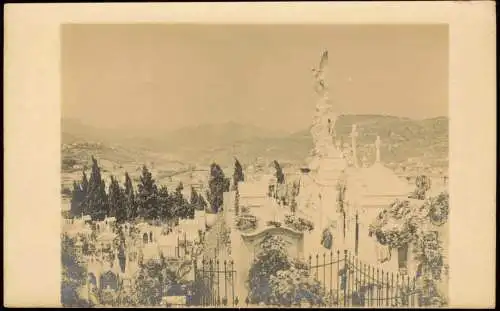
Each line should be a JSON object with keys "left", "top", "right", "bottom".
{"left": 61, "top": 24, "right": 448, "bottom": 133}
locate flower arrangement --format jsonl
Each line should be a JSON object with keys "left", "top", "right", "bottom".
{"left": 414, "top": 232, "right": 445, "bottom": 280}
{"left": 266, "top": 220, "right": 282, "bottom": 228}
{"left": 426, "top": 191, "right": 449, "bottom": 226}
{"left": 236, "top": 215, "right": 258, "bottom": 232}
{"left": 368, "top": 200, "right": 419, "bottom": 249}
{"left": 369, "top": 192, "right": 450, "bottom": 307}
{"left": 284, "top": 214, "right": 314, "bottom": 232}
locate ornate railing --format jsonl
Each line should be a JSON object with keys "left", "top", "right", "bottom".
{"left": 193, "top": 257, "right": 239, "bottom": 307}
{"left": 306, "top": 249, "right": 421, "bottom": 307}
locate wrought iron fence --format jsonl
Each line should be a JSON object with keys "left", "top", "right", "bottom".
{"left": 189, "top": 249, "right": 425, "bottom": 308}
{"left": 307, "top": 249, "right": 421, "bottom": 307}
{"left": 192, "top": 257, "right": 239, "bottom": 307}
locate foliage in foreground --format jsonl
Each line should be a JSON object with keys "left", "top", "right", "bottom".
{"left": 247, "top": 235, "right": 329, "bottom": 306}
{"left": 61, "top": 234, "right": 91, "bottom": 307}
{"left": 368, "top": 191, "right": 449, "bottom": 307}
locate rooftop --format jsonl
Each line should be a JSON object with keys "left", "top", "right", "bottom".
{"left": 347, "top": 162, "right": 411, "bottom": 198}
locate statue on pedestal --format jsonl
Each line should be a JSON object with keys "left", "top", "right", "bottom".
{"left": 309, "top": 49, "right": 342, "bottom": 160}
{"left": 312, "top": 50, "right": 329, "bottom": 96}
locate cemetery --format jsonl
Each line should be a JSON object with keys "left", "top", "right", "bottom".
{"left": 61, "top": 51, "right": 449, "bottom": 308}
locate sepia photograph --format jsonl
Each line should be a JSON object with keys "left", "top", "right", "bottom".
{"left": 4, "top": 2, "right": 495, "bottom": 309}
{"left": 60, "top": 24, "right": 450, "bottom": 308}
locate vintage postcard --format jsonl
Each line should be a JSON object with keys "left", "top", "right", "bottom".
{"left": 4, "top": 2, "right": 496, "bottom": 308}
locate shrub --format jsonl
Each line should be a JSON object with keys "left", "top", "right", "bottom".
{"left": 426, "top": 191, "right": 449, "bottom": 226}
{"left": 266, "top": 220, "right": 282, "bottom": 228}
{"left": 369, "top": 193, "right": 450, "bottom": 307}
{"left": 236, "top": 215, "right": 258, "bottom": 232}
{"left": 284, "top": 214, "right": 314, "bottom": 232}
{"left": 247, "top": 234, "right": 329, "bottom": 306}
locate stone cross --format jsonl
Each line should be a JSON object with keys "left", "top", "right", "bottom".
{"left": 350, "top": 124, "right": 359, "bottom": 167}
{"left": 375, "top": 135, "right": 381, "bottom": 163}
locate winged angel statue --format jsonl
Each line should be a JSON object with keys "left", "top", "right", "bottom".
{"left": 312, "top": 49, "right": 329, "bottom": 96}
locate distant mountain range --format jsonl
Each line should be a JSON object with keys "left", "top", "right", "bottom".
{"left": 62, "top": 115, "right": 448, "bottom": 170}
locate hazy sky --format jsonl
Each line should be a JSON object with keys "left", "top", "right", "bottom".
{"left": 62, "top": 24, "right": 448, "bottom": 133}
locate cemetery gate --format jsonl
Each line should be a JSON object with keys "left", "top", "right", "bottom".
{"left": 192, "top": 256, "right": 240, "bottom": 307}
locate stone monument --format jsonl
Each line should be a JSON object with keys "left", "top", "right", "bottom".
{"left": 297, "top": 50, "right": 349, "bottom": 254}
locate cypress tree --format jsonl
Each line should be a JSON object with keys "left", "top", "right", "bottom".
{"left": 70, "top": 181, "right": 83, "bottom": 217}
{"left": 87, "top": 156, "right": 108, "bottom": 220}
{"left": 232, "top": 158, "right": 245, "bottom": 190}
{"left": 157, "top": 185, "right": 171, "bottom": 221}
{"left": 190, "top": 186, "right": 205, "bottom": 211}
{"left": 198, "top": 193, "right": 208, "bottom": 211}
{"left": 108, "top": 176, "right": 126, "bottom": 222}
{"left": 124, "top": 172, "right": 137, "bottom": 221}
{"left": 136, "top": 165, "right": 159, "bottom": 221}
{"left": 234, "top": 185, "right": 240, "bottom": 215}
{"left": 108, "top": 176, "right": 117, "bottom": 218}
{"left": 81, "top": 171, "right": 89, "bottom": 196}
{"left": 190, "top": 186, "right": 198, "bottom": 209}
{"left": 78, "top": 170, "right": 90, "bottom": 216}
{"left": 273, "top": 160, "right": 285, "bottom": 184}
{"left": 208, "top": 162, "right": 225, "bottom": 213}
{"left": 174, "top": 182, "right": 188, "bottom": 219}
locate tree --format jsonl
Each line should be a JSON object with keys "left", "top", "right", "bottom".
{"left": 136, "top": 165, "right": 159, "bottom": 221}
{"left": 108, "top": 176, "right": 127, "bottom": 222}
{"left": 190, "top": 187, "right": 204, "bottom": 214}
{"left": 232, "top": 158, "right": 245, "bottom": 190}
{"left": 223, "top": 178, "right": 231, "bottom": 193}
{"left": 273, "top": 160, "right": 285, "bottom": 184}
{"left": 124, "top": 172, "right": 137, "bottom": 221}
{"left": 190, "top": 187, "right": 199, "bottom": 209}
{"left": 87, "top": 156, "right": 108, "bottom": 220}
{"left": 80, "top": 171, "right": 90, "bottom": 215}
{"left": 207, "top": 163, "right": 225, "bottom": 213}
{"left": 70, "top": 181, "right": 83, "bottom": 218}
{"left": 198, "top": 193, "right": 208, "bottom": 211}
{"left": 157, "top": 185, "right": 172, "bottom": 221}
{"left": 234, "top": 186, "right": 240, "bottom": 215}
{"left": 173, "top": 182, "right": 190, "bottom": 219}
{"left": 117, "top": 243, "right": 127, "bottom": 274}
{"left": 70, "top": 170, "right": 91, "bottom": 218}
{"left": 81, "top": 171, "right": 89, "bottom": 196}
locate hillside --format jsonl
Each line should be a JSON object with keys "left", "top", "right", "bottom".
{"left": 61, "top": 114, "right": 449, "bottom": 177}
{"left": 163, "top": 115, "right": 449, "bottom": 169}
